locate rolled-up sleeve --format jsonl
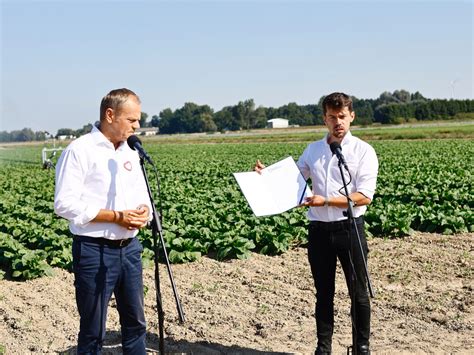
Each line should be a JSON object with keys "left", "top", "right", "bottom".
{"left": 356, "top": 146, "right": 378, "bottom": 200}
{"left": 54, "top": 148, "right": 100, "bottom": 226}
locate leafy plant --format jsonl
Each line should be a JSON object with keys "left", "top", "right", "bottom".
{"left": 0, "top": 137, "right": 472, "bottom": 279}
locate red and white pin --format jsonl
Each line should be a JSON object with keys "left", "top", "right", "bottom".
{"left": 123, "top": 161, "right": 133, "bottom": 171}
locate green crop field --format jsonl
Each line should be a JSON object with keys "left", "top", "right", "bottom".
{"left": 0, "top": 124, "right": 473, "bottom": 280}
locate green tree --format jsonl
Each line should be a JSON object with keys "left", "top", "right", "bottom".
{"left": 393, "top": 89, "right": 411, "bottom": 103}
{"left": 150, "top": 115, "right": 160, "bottom": 127}
{"left": 352, "top": 98, "right": 374, "bottom": 125}
{"left": 414, "top": 102, "right": 432, "bottom": 120}
{"left": 199, "top": 113, "right": 218, "bottom": 132}
{"left": 34, "top": 131, "right": 47, "bottom": 141}
{"left": 158, "top": 103, "right": 215, "bottom": 134}
{"left": 377, "top": 91, "right": 398, "bottom": 105}
{"left": 231, "top": 99, "right": 255, "bottom": 130}
{"left": 411, "top": 91, "right": 427, "bottom": 101}
{"left": 157, "top": 109, "right": 174, "bottom": 133}
{"left": 140, "top": 112, "right": 149, "bottom": 128}
{"left": 214, "top": 107, "right": 239, "bottom": 131}
{"left": 75, "top": 123, "right": 93, "bottom": 137}
{"left": 306, "top": 104, "right": 323, "bottom": 125}
{"left": 0, "top": 131, "right": 11, "bottom": 142}
{"left": 250, "top": 106, "right": 268, "bottom": 128}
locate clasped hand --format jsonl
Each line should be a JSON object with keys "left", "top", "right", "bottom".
{"left": 115, "top": 205, "right": 150, "bottom": 230}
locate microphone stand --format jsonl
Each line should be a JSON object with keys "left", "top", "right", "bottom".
{"left": 335, "top": 159, "right": 374, "bottom": 355}
{"left": 139, "top": 157, "right": 186, "bottom": 354}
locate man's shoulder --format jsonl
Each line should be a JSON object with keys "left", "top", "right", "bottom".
{"left": 307, "top": 137, "right": 326, "bottom": 149}
{"left": 298, "top": 138, "right": 326, "bottom": 162}
{"left": 350, "top": 134, "right": 372, "bottom": 147}
{"left": 350, "top": 135, "right": 377, "bottom": 157}
{"left": 65, "top": 132, "right": 93, "bottom": 149}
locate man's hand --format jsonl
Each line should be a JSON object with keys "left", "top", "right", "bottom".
{"left": 114, "top": 209, "right": 149, "bottom": 230}
{"left": 300, "top": 195, "right": 326, "bottom": 207}
{"left": 136, "top": 204, "right": 150, "bottom": 219}
{"left": 254, "top": 160, "right": 266, "bottom": 174}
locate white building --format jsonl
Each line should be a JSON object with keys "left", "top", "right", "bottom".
{"left": 57, "top": 135, "right": 76, "bottom": 140}
{"left": 267, "top": 118, "right": 289, "bottom": 128}
{"left": 136, "top": 127, "right": 158, "bottom": 136}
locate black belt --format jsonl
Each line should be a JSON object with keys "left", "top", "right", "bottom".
{"left": 73, "top": 235, "right": 135, "bottom": 248}
{"left": 309, "top": 216, "right": 364, "bottom": 231}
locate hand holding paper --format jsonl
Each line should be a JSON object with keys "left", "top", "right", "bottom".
{"left": 234, "top": 157, "right": 312, "bottom": 217}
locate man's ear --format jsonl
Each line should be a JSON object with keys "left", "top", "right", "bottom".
{"left": 104, "top": 108, "right": 114, "bottom": 124}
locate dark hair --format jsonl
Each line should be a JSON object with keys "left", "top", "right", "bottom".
{"left": 100, "top": 88, "right": 141, "bottom": 121}
{"left": 322, "top": 92, "right": 353, "bottom": 115}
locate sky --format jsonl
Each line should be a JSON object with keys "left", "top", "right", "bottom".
{"left": 1, "top": 0, "right": 472, "bottom": 134}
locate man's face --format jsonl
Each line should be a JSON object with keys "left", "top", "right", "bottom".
{"left": 106, "top": 98, "right": 141, "bottom": 145}
{"left": 323, "top": 106, "right": 355, "bottom": 142}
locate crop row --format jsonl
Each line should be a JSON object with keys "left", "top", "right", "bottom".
{"left": 0, "top": 139, "right": 472, "bottom": 279}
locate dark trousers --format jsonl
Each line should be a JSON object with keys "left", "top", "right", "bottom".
{"left": 72, "top": 236, "right": 146, "bottom": 355}
{"left": 307, "top": 217, "right": 370, "bottom": 352}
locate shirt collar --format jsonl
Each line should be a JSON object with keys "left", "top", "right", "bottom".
{"left": 324, "top": 130, "right": 353, "bottom": 147}
{"left": 90, "top": 125, "right": 125, "bottom": 150}
{"left": 341, "top": 131, "right": 353, "bottom": 146}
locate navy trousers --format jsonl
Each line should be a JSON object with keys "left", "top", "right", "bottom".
{"left": 72, "top": 236, "right": 146, "bottom": 355}
{"left": 307, "top": 216, "right": 370, "bottom": 353}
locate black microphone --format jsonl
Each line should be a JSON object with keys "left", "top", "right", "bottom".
{"left": 127, "top": 135, "right": 154, "bottom": 165}
{"left": 329, "top": 142, "right": 349, "bottom": 171}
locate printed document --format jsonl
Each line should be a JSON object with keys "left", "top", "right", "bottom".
{"left": 233, "top": 156, "right": 312, "bottom": 217}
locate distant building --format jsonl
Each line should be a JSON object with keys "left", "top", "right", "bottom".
{"left": 267, "top": 118, "right": 289, "bottom": 128}
{"left": 136, "top": 127, "right": 158, "bottom": 136}
{"left": 57, "top": 135, "right": 76, "bottom": 140}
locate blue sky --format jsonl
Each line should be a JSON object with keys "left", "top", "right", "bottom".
{"left": 1, "top": 0, "right": 472, "bottom": 133}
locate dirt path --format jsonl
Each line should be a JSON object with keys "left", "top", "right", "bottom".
{"left": 1, "top": 232, "right": 473, "bottom": 354}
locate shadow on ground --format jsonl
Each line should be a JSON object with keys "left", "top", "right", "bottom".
{"left": 58, "top": 331, "right": 293, "bottom": 355}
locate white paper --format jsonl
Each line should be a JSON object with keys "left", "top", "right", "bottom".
{"left": 233, "top": 156, "right": 312, "bottom": 217}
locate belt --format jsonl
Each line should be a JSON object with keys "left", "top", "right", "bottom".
{"left": 73, "top": 235, "right": 135, "bottom": 248}
{"left": 309, "top": 216, "right": 364, "bottom": 231}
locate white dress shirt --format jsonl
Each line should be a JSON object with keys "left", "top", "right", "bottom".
{"left": 54, "top": 126, "right": 152, "bottom": 239}
{"left": 296, "top": 131, "right": 378, "bottom": 222}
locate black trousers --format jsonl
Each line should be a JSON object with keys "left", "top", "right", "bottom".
{"left": 307, "top": 216, "right": 370, "bottom": 352}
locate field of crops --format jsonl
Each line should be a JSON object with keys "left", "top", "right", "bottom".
{"left": 0, "top": 129, "right": 473, "bottom": 280}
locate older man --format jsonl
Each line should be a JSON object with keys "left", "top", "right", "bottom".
{"left": 55, "top": 88, "right": 151, "bottom": 354}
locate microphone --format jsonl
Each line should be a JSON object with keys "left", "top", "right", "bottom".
{"left": 127, "top": 135, "right": 154, "bottom": 165}
{"left": 329, "top": 142, "right": 349, "bottom": 171}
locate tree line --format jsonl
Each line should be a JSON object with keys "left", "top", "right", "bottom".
{"left": 151, "top": 91, "right": 473, "bottom": 134}
{"left": 1, "top": 90, "right": 473, "bottom": 142}
{"left": 0, "top": 123, "right": 96, "bottom": 143}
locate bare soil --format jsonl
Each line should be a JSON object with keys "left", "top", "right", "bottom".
{"left": 1, "top": 232, "right": 473, "bottom": 354}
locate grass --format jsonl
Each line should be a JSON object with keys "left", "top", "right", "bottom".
{"left": 142, "top": 121, "right": 474, "bottom": 144}
{"left": 206, "top": 283, "right": 220, "bottom": 293}
{"left": 257, "top": 303, "right": 270, "bottom": 314}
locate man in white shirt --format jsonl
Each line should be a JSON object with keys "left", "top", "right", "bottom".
{"left": 256, "top": 92, "right": 378, "bottom": 354}
{"left": 55, "top": 88, "right": 152, "bottom": 354}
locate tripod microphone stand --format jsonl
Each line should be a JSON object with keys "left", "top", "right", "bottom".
{"left": 139, "top": 157, "right": 186, "bottom": 354}
{"left": 331, "top": 144, "right": 374, "bottom": 355}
